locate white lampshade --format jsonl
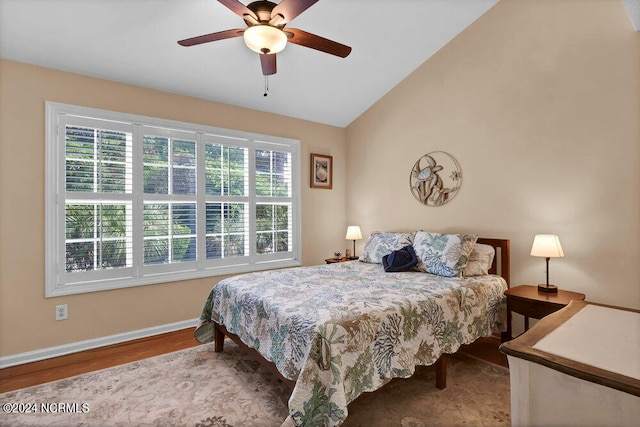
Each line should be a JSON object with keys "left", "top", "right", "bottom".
{"left": 243, "top": 25, "right": 287, "bottom": 54}
{"left": 530, "top": 234, "right": 564, "bottom": 258}
{"left": 345, "top": 226, "right": 362, "bottom": 241}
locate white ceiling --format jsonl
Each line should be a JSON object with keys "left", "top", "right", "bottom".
{"left": 622, "top": 0, "right": 640, "bottom": 30}
{"left": 0, "top": 0, "right": 500, "bottom": 127}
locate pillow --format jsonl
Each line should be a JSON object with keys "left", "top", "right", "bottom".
{"left": 382, "top": 245, "right": 418, "bottom": 272}
{"left": 462, "top": 243, "right": 495, "bottom": 277}
{"left": 413, "top": 231, "right": 478, "bottom": 277}
{"left": 359, "top": 232, "right": 414, "bottom": 264}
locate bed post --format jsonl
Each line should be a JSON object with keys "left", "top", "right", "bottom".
{"left": 214, "top": 323, "right": 225, "bottom": 353}
{"left": 435, "top": 355, "right": 446, "bottom": 389}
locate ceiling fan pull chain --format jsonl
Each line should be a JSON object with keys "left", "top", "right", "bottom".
{"left": 264, "top": 76, "right": 269, "bottom": 97}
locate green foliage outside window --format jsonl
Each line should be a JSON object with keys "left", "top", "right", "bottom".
{"left": 64, "top": 126, "right": 293, "bottom": 273}
{"left": 65, "top": 204, "right": 128, "bottom": 271}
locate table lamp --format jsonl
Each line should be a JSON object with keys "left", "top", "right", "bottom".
{"left": 345, "top": 226, "right": 362, "bottom": 259}
{"left": 530, "top": 234, "right": 564, "bottom": 293}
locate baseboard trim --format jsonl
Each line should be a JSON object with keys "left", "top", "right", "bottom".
{"left": 0, "top": 318, "right": 199, "bottom": 369}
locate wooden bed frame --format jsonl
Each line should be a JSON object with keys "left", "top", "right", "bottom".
{"left": 213, "top": 237, "right": 510, "bottom": 391}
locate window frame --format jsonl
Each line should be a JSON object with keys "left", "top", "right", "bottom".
{"left": 45, "top": 102, "right": 301, "bottom": 297}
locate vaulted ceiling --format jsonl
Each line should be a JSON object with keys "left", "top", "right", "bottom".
{"left": 1, "top": 1, "right": 637, "bottom": 127}
{"left": 0, "top": 0, "right": 503, "bottom": 127}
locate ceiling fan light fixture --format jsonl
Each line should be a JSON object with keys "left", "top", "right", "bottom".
{"left": 243, "top": 25, "right": 287, "bottom": 54}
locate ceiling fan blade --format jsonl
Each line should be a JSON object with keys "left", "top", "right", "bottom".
{"left": 218, "top": 0, "right": 258, "bottom": 21}
{"left": 270, "top": 0, "right": 318, "bottom": 25}
{"left": 178, "top": 29, "right": 244, "bottom": 47}
{"left": 260, "top": 53, "right": 277, "bottom": 75}
{"left": 285, "top": 28, "right": 352, "bottom": 58}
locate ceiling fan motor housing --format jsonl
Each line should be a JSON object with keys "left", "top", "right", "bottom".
{"left": 244, "top": 1, "right": 281, "bottom": 26}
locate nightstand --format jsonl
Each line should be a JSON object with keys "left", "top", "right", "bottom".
{"left": 504, "top": 285, "right": 585, "bottom": 341}
{"left": 325, "top": 257, "right": 358, "bottom": 264}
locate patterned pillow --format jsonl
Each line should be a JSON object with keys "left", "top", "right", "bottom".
{"left": 359, "top": 232, "right": 414, "bottom": 264}
{"left": 413, "top": 231, "right": 478, "bottom": 277}
{"left": 462, "top": 243, "right": 495, "bottom": 277}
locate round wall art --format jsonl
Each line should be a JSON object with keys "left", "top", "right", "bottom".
{"left": 409, "top": 151, "right": 462, "bottom": 206}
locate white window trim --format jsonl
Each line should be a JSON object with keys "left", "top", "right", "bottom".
{"left": 45, "top": 102, "right": 301, "bottom": 297}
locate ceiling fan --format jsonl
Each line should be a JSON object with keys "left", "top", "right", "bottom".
{"left": 178, "top": 0, "right": 352, "bottom": 76}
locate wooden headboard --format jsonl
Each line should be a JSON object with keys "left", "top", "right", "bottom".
{"left": 477, "top": 238, "right": 510, "bottom": 288}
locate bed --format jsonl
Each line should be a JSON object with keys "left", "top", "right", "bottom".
{"left": 196, "top": 233, "right": 510, "bottom": 427}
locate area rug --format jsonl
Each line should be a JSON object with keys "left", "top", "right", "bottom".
{"left": 0, "top": 341, "right": 510, "bottom": 426}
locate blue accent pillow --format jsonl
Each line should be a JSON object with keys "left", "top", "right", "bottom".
{"left": 382, "top": 245, "right": 418, "bottom": 272}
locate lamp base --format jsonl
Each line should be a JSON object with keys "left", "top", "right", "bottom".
{"left": 537, "top": 283, "right": 558, "bottom": 293}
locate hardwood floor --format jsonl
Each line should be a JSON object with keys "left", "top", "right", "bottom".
{"left": 0, "top": 329, "right": 200, "bottom": 393}
{"left": 0, "top": 330, "right": 506, "bottom": 394}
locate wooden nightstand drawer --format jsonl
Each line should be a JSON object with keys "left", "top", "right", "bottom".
{"left": 508, "top": 297, "right": 563, "bottom": 319}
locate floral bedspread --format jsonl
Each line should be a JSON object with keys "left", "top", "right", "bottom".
{"left": 197, "top": 261, "right": 507, "bottom": 427}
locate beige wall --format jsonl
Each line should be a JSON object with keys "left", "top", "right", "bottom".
{"left": 0, "top": 59, "right": 347, "bottom": 356}
{"left": 346, "top": 0, "right": 640, "bottom": 310}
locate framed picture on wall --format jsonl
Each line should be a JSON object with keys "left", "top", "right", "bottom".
{"left": 310, "top": 153, "right": 333, "bottom": 189}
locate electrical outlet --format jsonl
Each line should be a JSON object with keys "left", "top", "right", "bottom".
{"left": 55, "top": 304, "right": 68, "bottom": 321}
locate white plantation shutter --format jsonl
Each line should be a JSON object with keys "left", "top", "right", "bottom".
{"left": 203, "top": 137, "right": 249, "bottom": 264}
{"left": 141, "top": 129, "right": 198, "bottom": 272}
{"left": 46, "top": 103, "right": 300, "bottom": 297}
{"left": 255, "top": 146, "right": 293, "bottom": 260}
{"left": 62, "top": 118, "right": 134, "bottom": 283}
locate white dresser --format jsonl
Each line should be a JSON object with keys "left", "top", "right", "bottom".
{"left": 500, "top": 300, "right": 640, "bottom": 427}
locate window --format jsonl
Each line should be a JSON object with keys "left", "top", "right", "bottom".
{"left": 46, "top": 102, "right": 301, "bottom": 297}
